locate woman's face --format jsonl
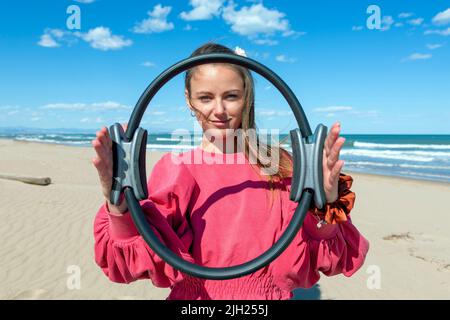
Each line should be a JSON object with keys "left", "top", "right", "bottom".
{"left": 186, "top": 64, "right": 245, "bottom": 139}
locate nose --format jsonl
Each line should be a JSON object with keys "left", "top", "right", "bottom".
{"left": 212, "top": 97, "right": 227, "bottom": 118}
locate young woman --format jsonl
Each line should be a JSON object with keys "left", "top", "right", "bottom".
{"left": 91, "top": 42, "right": 369, "bottom": 300}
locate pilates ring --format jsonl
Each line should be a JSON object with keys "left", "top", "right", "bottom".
{"left": 108, "top": 53, "right": 327, "bottom": 280}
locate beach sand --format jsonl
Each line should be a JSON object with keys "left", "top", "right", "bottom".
{"left": 0, "top": 138, "right": 449, "bottom": 300}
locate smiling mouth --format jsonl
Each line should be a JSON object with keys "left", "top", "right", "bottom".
{"left": 210, "top": 119, "right": 231, "bottom": 123}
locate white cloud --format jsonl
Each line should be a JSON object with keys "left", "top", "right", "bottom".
{"left": 48, "top": 29, "right": 65, "bottom": 38}
{"left": 432, "top": 8, "right": 450, "bottom": 25}
{"left": 41, "top": 101, "right": 131, "bottom": 111}
{"left": 74, "top": 0, "right": 96, "bottom": 3}
{"left": 222, "top": 1, "right": 293, "bottom": 39}
{"left": 313, "top": 106, "right": 353, "bottom": 113}
{"left": 0, "top": 105, "right": 20, "bottom": 119}
{"left": 0, "top": 106, "right": 37, "bottom": 121}
{"left": 38, "top": 27, "right": 131, "bottom": 51}
{"left": 426, "top": 43, "right": 443, "bottom": 50}
{"left": 153, "top": 118, "right": 185, "bottom": 124}
{"left": 30, "top": 117, "right": 41, "bottom": 122}
{"left": 352, "top": 26, "right": 364, "bottom": 31}
{"left": 394, "top": 22, "right": 404, "bottom": 27}
{"left": 38, "top": 34, "right": 60, "bottom": 48}
{"left": 380, "top": 16, "right": 395, "bottom": 31}
{"left": 348, "top": 110, "right": 379, "bottom": 117}
{"left": 275, "top": 54, "right": 297, "bottom": 63}
{"left": 253, "top": 38, "right": 278, "bottom": 45}
{"left": 398, "top": 12, "right": 414, "bottom": 19}
{"left": 180, "top": 0, "right": 224, "bottom": 21}
{"left": 185, "top": 24, "right": 199, "bottom": 31}
{"left": 88, "top": 101, "right": 131, "bottom": 110}
{"left": 258, "top": 110, "right": 276, "bottom": 116}
{"left": 80, "top": 117, "right": 104, "bottom": 123}
{"left": 178, "top": 1, "right": 300, "bottom": 44}
{"left": 133, "top": 4, "right": 174, "bottom": 34}
{"left": 408, "top": 18, "right": 424, "bottom": 26}
{"left": 37, "top": 29, "right": 72, "bottom": 48}
{"left": 424, "top": 27, "right": 450, "bottom": 36}
{"left": 313, "top": 106, "right": 378, "bottom": 119}
{"left": 141, "top": 61, "right": 156, "bottom": 67}
{"left": 248, "top": 51, "right": 270, "bottom": 60}
{"left": 0, "top": 105, "right": 21, "bottom": 111}
{"left": 257, "top": 109, "right": 291, "bottom": 117}
{"left": 281, "top": 30, "right": 306, "bottom": 38}
{"left": 77, "top": 27, "right": 132, "bottom": 50}
{"left": 45, "top": 103, "right": 82, "bottom": 110}
{"left": 150, "top": 111, "right": 166, "bottom": 116}
{"left": 402, "top": 53, "right": 432, "bottom": 62}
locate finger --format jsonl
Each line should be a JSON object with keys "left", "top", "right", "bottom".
{"left": 327, "top": 137, "right": 345, "bottom": 168}
{"left": 94, "top": 138, "right": 112, "bottom": 161}
{"left": 92, "top": 156, "right": 112, "bottom": 184}
{"left": 92, "top": 156, "right": 107, "bottom": 178}
{"left": 324, "top": 128, "right": 333, "bottom": 155}
{"left": 92, "top": 139, "right": 111, "bottom": 167}
{"left": 325, "top": 122, "right": 341, "bottom": 155}
{"left": 102, "top": 126, "right": 112, "bottom": 149}
{"left": 329, "top": 160, "right": 344, "bottom": 185}
{"left": 96, "top": 129, "right": 110, "bottom": 150}
{"left": 92, "top": 137, "right": 106, "bottom": 155}
{"left": 99, "top": 127, "right": 112, "bottom": 149}
{"left": 92, "top": 156, "right": 107, "bottom": 173}
{"left": 327, "top": 137, "right": 344, "bottom": 169}
{"left": 95, "top": 130, "right": 106, "bottom": 146}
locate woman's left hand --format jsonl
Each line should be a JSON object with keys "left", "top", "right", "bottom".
{"left": 322, "top": 122, "right": 346, "bottom": 203}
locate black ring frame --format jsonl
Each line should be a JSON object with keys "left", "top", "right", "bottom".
{"left": 122, "top": 53, "right": 316, "bottom": 280}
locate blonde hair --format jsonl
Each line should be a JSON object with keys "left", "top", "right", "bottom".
{"left": 185, "top": 42, "right": 293, "bottom": 209}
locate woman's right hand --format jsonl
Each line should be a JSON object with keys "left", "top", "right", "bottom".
{"left": 91, "top": 124, "right": 128, "bottom": 214}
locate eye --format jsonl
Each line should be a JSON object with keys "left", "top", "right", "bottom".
{"left": 199, "top": 96, "right": 211, "bottom": 102}
{"left": 226, "top": 94, "right": 239, "bottom": 100}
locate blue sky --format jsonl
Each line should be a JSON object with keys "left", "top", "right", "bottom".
{"left": 0, "top": 0, "right": 449, "bottom": 134}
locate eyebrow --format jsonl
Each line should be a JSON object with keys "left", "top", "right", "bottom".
{"left": 195, "top": 89, "right": 242, "bottom": 95}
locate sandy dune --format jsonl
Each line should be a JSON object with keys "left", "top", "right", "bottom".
{"left": 0, "top": 138, "right": 449, "bottom": 299}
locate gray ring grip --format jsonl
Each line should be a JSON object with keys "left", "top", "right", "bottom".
{"left": 289, "top": 124, "right": 328, "bottom": 209}
{"left": 108, "top": 123, "right": 148, "bottom": 206}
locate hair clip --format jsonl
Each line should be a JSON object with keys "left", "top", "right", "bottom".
{"left": 234, "top": 46, "right": 247, "bottom": 57}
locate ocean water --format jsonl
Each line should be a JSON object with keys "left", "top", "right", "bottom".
{"left": 1, "top": 129, "right": 449, "bottom": 184}
{"left": 340, "top": 135, "right": 450, "bottom": 184}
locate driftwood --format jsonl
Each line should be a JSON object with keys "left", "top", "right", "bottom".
{"left": 0, "top": 173, "right": 51, "bottom": 186}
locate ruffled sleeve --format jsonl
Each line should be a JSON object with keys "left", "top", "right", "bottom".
{"left": 275, "top": 173, "right": 370, "bottom": 290}
{"left": 93, "top": 153, "right": 198, "bottom": 287}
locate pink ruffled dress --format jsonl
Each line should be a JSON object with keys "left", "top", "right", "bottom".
{"left": 94, "top": 147, "right": 369, "bottom": 300}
